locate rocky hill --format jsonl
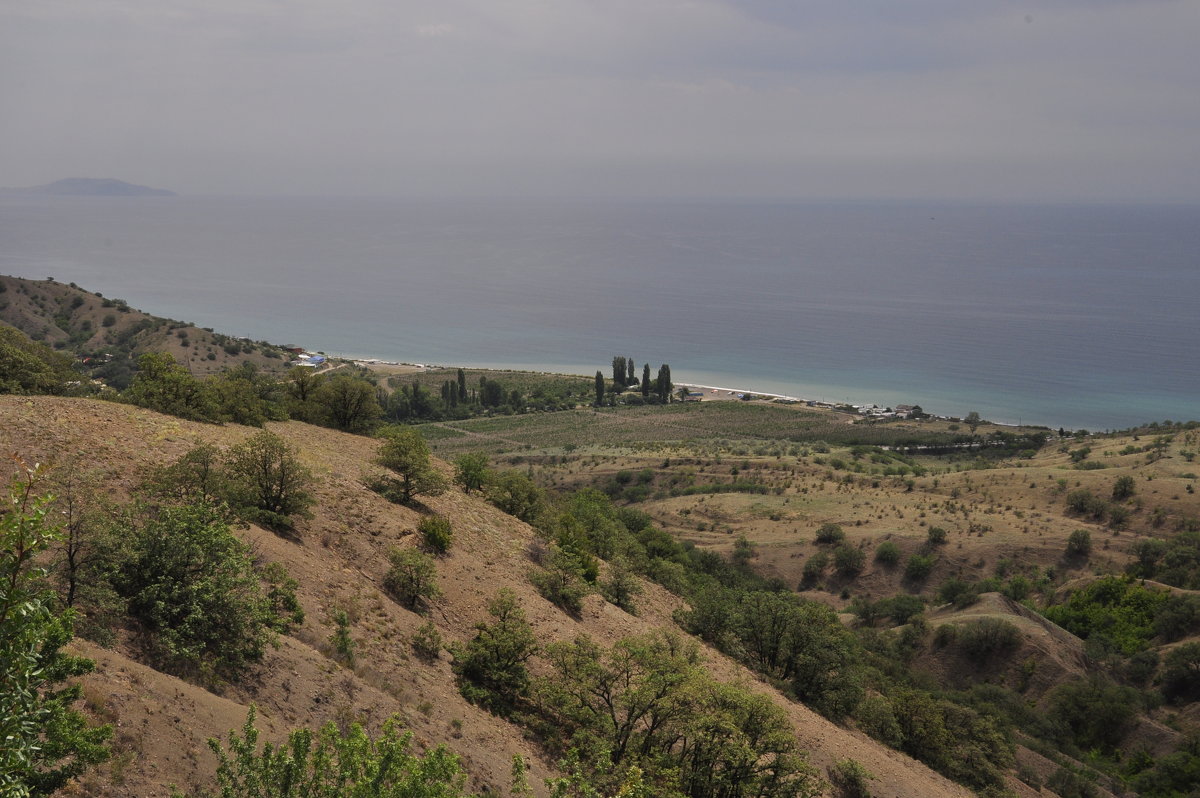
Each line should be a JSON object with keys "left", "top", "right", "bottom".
{"left": 0, "top": 275, "right": 290, "bottom": 388}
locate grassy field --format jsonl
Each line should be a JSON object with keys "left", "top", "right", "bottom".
{"left": 416, "top": 399, "right": 1044, "bottom": 457}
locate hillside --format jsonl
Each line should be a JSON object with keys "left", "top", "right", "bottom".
{"left": 1, "top": 395, "right": 976, "bottom": 798}
{"left": 0, "top": 275, "right": 291, "bottom": 387}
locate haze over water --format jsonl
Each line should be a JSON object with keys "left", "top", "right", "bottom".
{"left": 2, "top": 195, "right": 1197, "bottom": 430}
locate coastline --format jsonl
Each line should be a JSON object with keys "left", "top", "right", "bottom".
{"left": 335, "top": 353, "right": 1039, "bottom": 429}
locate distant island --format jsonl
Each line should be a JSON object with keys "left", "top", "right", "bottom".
{"left": 1, "top": 177, "right": 176, "bottom": 197}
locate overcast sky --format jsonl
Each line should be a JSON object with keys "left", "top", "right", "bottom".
{"left": 2, "top": 0, "right": 1198, "bottom": 200}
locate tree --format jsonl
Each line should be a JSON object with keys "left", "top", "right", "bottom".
{"left": 453, "top": 452, "right": 491, "bottom": 495}
{"left": 1066, "top": 528, "right": 1092, "bottom": 558}
{"left": 594, "top": 371, "right": 605, "bottom": 406}
{"left": 114, "top": 505, "right": 298, "bottom": 680}
{"left": 418, "top": 515, "right": 453, "bottom": 555}
{"left": 452, "top": 589, "right": 538, "bottom": 715}
{"left": 833, "top": 545, "right": 865, "bottom": 577}
{"left": 641, "top": 363, "right": 651, "bottom": 397}
{"left": 0, "top": 326, "right": 75, "bottom": 395}
{"left": 175, "top": 706, "right": 471, "bottom": 798}
{"left": 374, "top": 427, "right": 447, "bottom": 505}
{"left": 456, "top": 368, "right": 467, "bottom": 402}
{"left": 315, "top": 375, "right": 382, "bottom": 433}
{"left": 486, "top": 470, "right": 545, "bottom": 522}
{"left": 1, "top": 464, "right": 111, "bottom": 796}
{"left": 964, "top": 411, "right": 982, "bottom": 433}
{"left": 1112, "top": 475, "right": 1136, "bottom": 501}
{"left": 612, "top": 356, "right": 627, "bottom": 387}
{"left": 384, "top": 548, "right": 441, "bottom": 611}
{"left": 124, "top": 352, "right": 219, "bottom": 422}
{"left": 530, "top": 544, "right": 592, "bottom": 614}
{"left": 655, "top": 364, "right": 672, "bottom": 403}
{"left": 626, "top": 357, "right": 635, "bottom": 386}
{"left": 224, "top": 430, "right": 315, "bottom": 530}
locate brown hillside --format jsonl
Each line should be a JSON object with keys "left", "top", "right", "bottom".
{"left": 0, "top": 275, "right": 291, "bottom": 379}
{"left": 0, "top": 395, "right": 974, "bottom": 798}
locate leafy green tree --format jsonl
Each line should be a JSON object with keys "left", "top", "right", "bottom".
{"left": 1065, "top": 528, "right": 1091, "bottom": 558}
{"left": 1112, "top": 475, "right": 1136, "bottom": 501}
{"left": 655, "top": 365, "right": 672, "bottom": 403}
{"left": 453, "top": 452, "right": 491, "bottom": 495}
{"left": 124, "top": 352, "right": 220, "bottom": 422}
{"left": 594, "top": 371, "right": 605, "bottom": 406}
{"left": 964, "top": 411, "right": 982, "bottom": 433}
{"left": 814, "top": 523, "right": 845, "bottom": 544}
{"left": 874, "top": 541, "right": 900, "bottom": 566}
{"left": 224, "top": 430, "right": 315, "bottom": 531}
{"left": 284, "top": 366, "right": 325, "bottom": 419}
{"left": 1, "top": 465, "right": 111, "bottom": 796}
{"left": 530, "top": 545, "right": 592, "bottom": 614}
{"left": 210, "top": 362, "right": 286, "bottom": 426}
{"left": 641, "top": 363, "right": 650, "bottom": 397}
{"left": 833, "top": 545, "right": 865, "bottom": 577}
{"left": 384, "top": 547, "right": 441, "bottom": 611}
{"left": 601, "top": 557, "right": 643, "bottom": 614}
{"left": 375, "top": 427, "right": 448, "bottom": 505}
{"left": 1161, "top": 641, "right": 1200, "bottom": 703}
{"left": 175, "top": 706, "right": 471, "bottom": 798}
{"left": 0, "top": 325, "right": 76, "bottom": 395}
{"left": 612, "top": 356, "right": 627, "bottom": 387}
{"left": 419, "top": 515, "right": 454, "bottom": 555}
{"left": 904, "top": 554, "right": 935, "bottom": 583}
{"left": 139, "top": 441, "right": 229, "bottom": 510}
{"left": 315, "top": 375, "right": 382, "bottom": 433}
{"left": 486, "top": 470, "right": 545, "bottom": 523}
{"left": 452, "top": 589, "right": 538, "bottom": 716}
{"left": 113, "top": 504, "right": 298, "bottom": 680}
{"left": 330, "top": 610, "right": 356, "bottom": 667}
{"left": 625, "top": 357, "right": 635, "bottom": 386}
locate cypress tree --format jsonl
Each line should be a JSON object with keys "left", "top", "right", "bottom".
{"left": 457, "top": 368, "right": 467, "bottom": 402}
{"left": 594, "top": 371, "right": 605, "bottom": 406}
{"left": 641, "top": 363, "right": 651, "bottom": 397}
{"left": 626, "top": 357, "right": 635, "bottom": 386}
{"left": 611, "top": 356, "right": 626, "bottom": 387}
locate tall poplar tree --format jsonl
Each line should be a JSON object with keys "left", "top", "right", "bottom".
{"left": 641, "top": 363, "right": 651, "bottom": 397}
{"left": 611, "top": 356, "right": 626, "bottom": 387}
{"left": 594, "top": 371, "right": 605, "bottom": 406}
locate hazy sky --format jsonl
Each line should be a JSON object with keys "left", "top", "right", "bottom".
{"left": 3, "top": 0, "right": 1198, "bottom": 200}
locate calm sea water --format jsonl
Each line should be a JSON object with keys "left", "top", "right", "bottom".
{"left": 2, "top": 196, "right": 1197, "bottom": 429}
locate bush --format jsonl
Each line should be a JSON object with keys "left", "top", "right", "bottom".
{"left": 115, "top": 505, "right": 297, "bottom": 680}
{"left": 411, "top": 621, "right": 443, "bottom": 661}
{"left": 1112, "top": 475, "right": 1137, "bottom": 501}
{"left": 530, "top": 545, "right": 591, "bottom": 614}
{"left": 419, "top": 515, "right": 453, "bottom": 555}
{"left": 800, "top": 551, "right": 829, "bottom": 588}
{"left": 815, "top": 522, "right": 845, "bottom": 544}
{"left": 925, "top": 526, "right": 948, "bottom": 546}
{"left": 223, "top": 430, "right": 315, "bottom": 532}
{"left": 1065, "top": 489, "right": 1107, "bottom": 521}
{"left": 175, "top": 707, "right": 472, "bottom": 797}
{"left": 833, "top": 544, "right": 866, "bottom": 577}
{"left": 829, "top": 759, "right": 874, "bottom": 798}
{"left": 384, "top": 548, "right": 441, "bottom": 611}
{"left": 955, "top": 618, "right": 1021, "bottom": 663}
{"left": 451, "top": 589, "right": 538, "bottom": 716}
{"left": 1065, "top": 529, "right": 1091, "bottom": 557}
{"left": 874, "top": 540, "right": 900, "bottom": 566}
{"left": 904, "top": 554, "right": 935, "bottom": 583}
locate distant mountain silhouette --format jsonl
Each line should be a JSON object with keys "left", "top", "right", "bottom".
{"left": 2, "top": 177, "right": 176, "bottom": 197}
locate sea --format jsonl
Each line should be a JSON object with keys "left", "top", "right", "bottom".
{"left": 2, "top": 195, "right": 1197, "bottom": 430}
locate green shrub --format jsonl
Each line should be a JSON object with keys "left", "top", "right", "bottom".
{"left": 411, "top": 621, "right": 443, "bottom": 661}
{"left": 418, "top": 515, "right": 453, "bottom": 555}
{"left": 904, "top": 554, "right": 935, "bottom": 583}
{"left": 874, "top": 540, "right": 900, "bottom": 566}
{"left": 173, "top": 706, "right": 471, "bottom": 797}
{"left": 530, "top": 545, "right": 591, "bottom": 614}
{"left": 1065, "top": 529, "right": 1091, "bottom": 557}
{"left": 451, "top": 589, "right": 538, "bottom": 716}
{"left": 815, "top": 522, "right": 845, "bottom": 544}
{"left": 955, "top": 618, "right": 1021, "bottom": 663}
{"left": 384, "top": 548, "right": 441, "bottom": 611}
{"left": 834, "top": 544, "right": 866, "bottom": 577}
{"left": 926, "top": 526, "right": 948, "bottom": 546}
{"left": 330, "top": 611, "right": 356, "bottom": 668}
{"left": 115, "top": 505, "right": 297, "bottom": 680}
{"left": 829, "top": 759, "right": 874, "bottom": 798}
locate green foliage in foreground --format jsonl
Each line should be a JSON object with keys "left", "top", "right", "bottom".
{"left": 174, "top": 706, "right": 472, "bottom": 798}
{"left": 112, "top": 504, "right": 303, "bottom": 681}
{"left": 1041, "top": 576, "right": 1175, "bottom": 655}
{"left": 538, "top": 631, "right": 823, "bottom": 798}
{"left": 1, "top": 466, "right": 110, "bottom": 797}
